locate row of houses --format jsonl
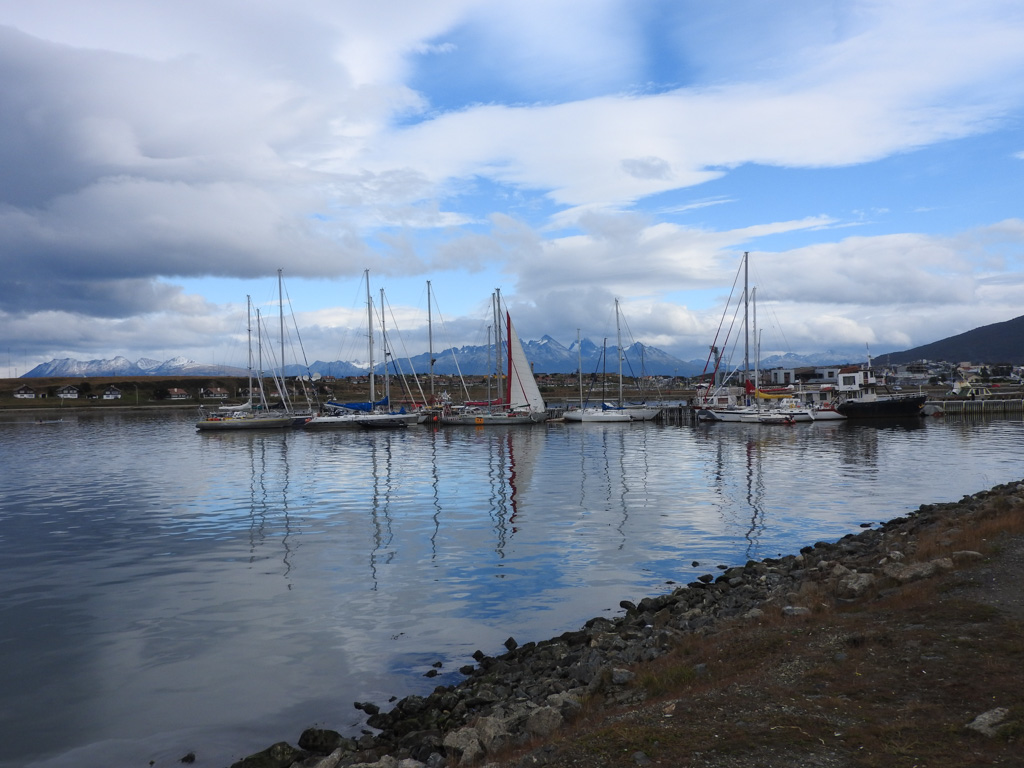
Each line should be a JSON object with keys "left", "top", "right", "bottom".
{"left": 764, "top": 360, "right": 1022, "bottom": 389}
{"left": 13, "top": 384, "right": 128, "bottom": 400}
{"left": 12, "top": 385, "right": 232, "bottom": 400}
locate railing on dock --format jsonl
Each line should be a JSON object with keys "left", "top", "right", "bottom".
{"left": 932, "top": 398, "right": 1024, "bottom": 416}
{"left": 656, "top": 405, "right": 693, "bottom": 425}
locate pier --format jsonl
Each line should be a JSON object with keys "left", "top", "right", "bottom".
{"left": 931, "top": 398, "right": 1024, "bottom": 416}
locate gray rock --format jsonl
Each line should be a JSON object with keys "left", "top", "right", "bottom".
{"left": 611, "top": 667, "right": 635, "bottom": 685}
{"left": 952, "top": 550, "right": 984, "bottom": 563}
{"left": 965, "top": 707, "right": 1010, "bottom": 737}
{"left": 525, "top": 706, "right": 564, "bottom": 738}
{"left": 882, "top": 557, "right": 953, "bottom": 583}
{"left": 474, "top": 715, "right": 513, "bottom": 753}
{"left": 442, "top": 727, "right": 483, "bottom": 766}
{"left": 302, "top": 748, "right": 346, "bottom": 768}
{"left": 836, "top": 571, "right": 875, "bottom": 599}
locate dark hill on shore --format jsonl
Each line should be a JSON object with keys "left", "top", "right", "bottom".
{"left": 881, "top": 313, "right": 1024, "bottom": 365}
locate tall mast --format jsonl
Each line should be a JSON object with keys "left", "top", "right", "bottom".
{"left": 615, "top": 298, "right": 623, "bottom": 407}
{"left": 576, "top": 329, "right": 583, "bottom": 408}
{"left": 505, "top": 309, "right": 513, "bottom": 406}
{"left": 752, "top": 287, "right": 759, "bottom": 413}
{"left": 486, "top": 324, "right": 492, "bottom": 403}
{"left": 365, "top": 269, "right": 374, "bottom": 402}
{"left": 743, "top": 251, "right": 750, "bottom": 404}
{"left": 278, "top": 269, "right": 285, "bottom": 387}
{"left": 602, "top": 338, "right": 608, "bottom": 399}
{"left": 380, "top": 287, "right": 389, "bottom": 404}
{"left": 277, "top": 268, "right": 290, "bottom": 411}
{"left": 256, "top": 307, "right": 268, "bottom": 410}
{"left": 427, "top": 280, "right": 434, "bottom": 398}
{"left": 494, "top": 289, "right": 504, "bottom": 401}
{"left": 246, "top": 295, "right": 253, "bottom": 403}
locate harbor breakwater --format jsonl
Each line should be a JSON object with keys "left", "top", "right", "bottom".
{"left": 228, "top": 480, "right": 1024, "bottom": 768}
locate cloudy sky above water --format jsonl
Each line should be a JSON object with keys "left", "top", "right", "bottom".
{"left": 2, "top": 0, "right": 1024, "bottom": 373}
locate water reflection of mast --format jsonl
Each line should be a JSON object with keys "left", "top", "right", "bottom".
{"left": 429, "top": 430, "right": 441, "bottom": 559}
{"left": 246, "top": 433, "right": 295, "bottom": 582}
{"left": 487, "top": 432, "right": 513, "bottom": 556}
{"left": 743, "top": 436, "right": 765, "bottom": 558}
{"left": 614, "top": 426, "right": 629, "bottom": 548}
{"left": 700, "top": 427, "right": 766, "bottom": 559}
{"left": 573, "top": 425, "right": 634, "bottom": 548}
{"left": 279, "top": 433, "right": 295, "bottom": 581}
{"left": 368, "top": 431, "right": 396, "bottom": 589}
{"left": 246, "top": 434, "right": 269, "bottom": 555}
{"left": 507, "top": 432, "right": 520, "bottom": 533}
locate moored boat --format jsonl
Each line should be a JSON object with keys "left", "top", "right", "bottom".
{"left": 564, "top": 403, "right": 633, "bottom": 423}
{"left": 197, "top": 290, "right": 304, "bottom": 431}
{"left": 305, "top": 271, "right": 422, "bottom": 428}
{"left": 832, "top": 363, "right": 926, "bottom": 418}
{"left": 739, "top": 410, "right": 796, "bottom": 425}
{"left": 442, "top": 295, "right": 547, "bottom": 426}
{"left": 837, "top": 394, "right": 927, "bottom": 418}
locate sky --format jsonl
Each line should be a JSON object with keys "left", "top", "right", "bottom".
{"left": 2, "top": 0, "right": 1024, "bottom": 374}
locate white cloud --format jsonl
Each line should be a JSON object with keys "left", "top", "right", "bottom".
{"left": 2, "top": 1, "right": 1024, "bottom": 368}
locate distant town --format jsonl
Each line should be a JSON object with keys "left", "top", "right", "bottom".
{"left": 2, "top": 357, "right": 1020, "bottom": 410}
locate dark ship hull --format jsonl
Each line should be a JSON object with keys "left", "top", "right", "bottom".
{"left": 836, "top": 394, "right": 927, "bottom": 418}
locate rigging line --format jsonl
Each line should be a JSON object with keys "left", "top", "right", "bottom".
{"left": 616, "top": 308, "right": 651, "bottom": 385}
{"left": 380, "top": 290, "right": 428, "bottom": 405}
{"left": 427, "top": 287, "right": 472, "bottom": 401}
{"left": 746, "top": 257, "right": 795, "bottom": 355}
{"left": 280, "top": 278, "right": 318, "bottom": 407}
{"left": 701, "top": 259, "right": 745, "bottom": 376}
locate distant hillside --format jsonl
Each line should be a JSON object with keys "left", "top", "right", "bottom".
{"left": 879, "top": 314, "right": 1024, "bottom": 366}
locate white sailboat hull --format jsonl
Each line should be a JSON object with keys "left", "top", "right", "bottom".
{"left": 564, "top": 408, "right": 632, "bottom": 423}
{"left": 622, "top": 406, "right": 661, "bottom": 421}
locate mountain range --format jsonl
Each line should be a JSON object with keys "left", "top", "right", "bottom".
{"left": 21, "top": 313, "right": 1024, "bottom": 378}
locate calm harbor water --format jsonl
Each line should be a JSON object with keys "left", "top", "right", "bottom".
{"left": 1, "top": 408, "right": 1021, "bottom": 767}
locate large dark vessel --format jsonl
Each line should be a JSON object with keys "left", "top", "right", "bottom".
{"left": 834, "top": 364, "right": 926, "bottom": 418}
{"left": 836, "top": 393, "right": 927, "bottom": 418}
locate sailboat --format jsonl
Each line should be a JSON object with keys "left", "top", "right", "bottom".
{"left": 196, "top": 294, "right": 296, "bottom": 431}
{"left": 441, "top": 295, "right": 548, "bottom": 425}
{"left": 695, "top": 254, "right": 810, "bottom": 423}
{"left": 305, "top": 271, "right": 419, "bottom": 428}
{"left": 564, "top": 335, "right": 631, "bottom": 422}
{"left": 696, "top": 253, "right": 759, "bottom": 422}
{"left": 610, "top": 299, "right": 662, "bottom": 421}
{"left": 565, "top": 300, "right": 661, "bottom": 422}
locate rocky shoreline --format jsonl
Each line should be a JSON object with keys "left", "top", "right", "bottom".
{"left": 228, "top": 480, "right": 1024, "bottom": 768}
